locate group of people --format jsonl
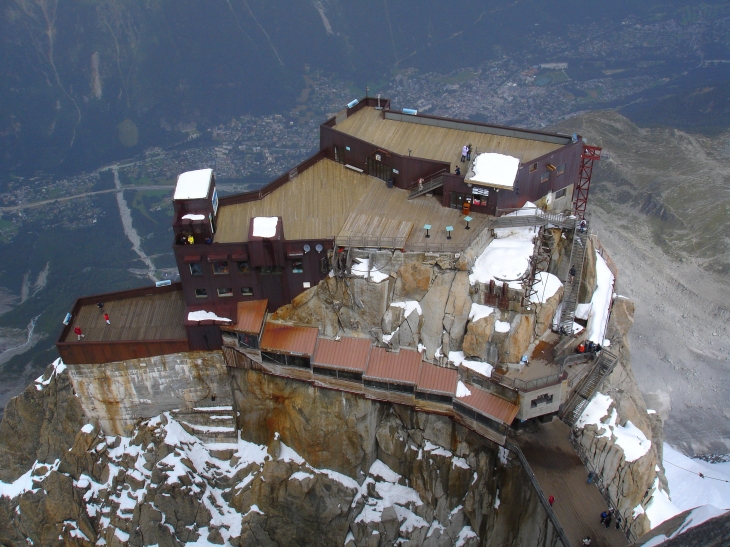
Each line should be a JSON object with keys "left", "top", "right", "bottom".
{"left": 73, "top": 302, "right": 112, "bottom": 341}
{"left": 576, "top": 340, "right": 602, "bottom": 355}
{"left": 600, "top": 508, "right": 622, "bottom": 529}
{"left": 460, "top": 143, "right": 473, "bottom": 163}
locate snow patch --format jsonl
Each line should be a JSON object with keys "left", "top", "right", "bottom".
{"left": 252, "top": 216, "right": 278, "bottom": 238}
{"left": 174, "top": 169, "right": 212, "bottom": 200}
{"left": 187, "top": 310, "right": 231, "bottom": 322}
{"left": 494, "top": 320, "right": 511, "bottom": 333}
{"left": 468, "top": 303, "right": 494, "bottom": 322}
{"left": 529, "top": 272, "right": 563, "bottom": 304}
{"left": 469, "top": 152, "right": 520, "bottom": 188}
{"left": 456, "top": 381, "right": 471, "bottom": 398}
{"left": 390, "top": 300, "right": 422, "bottom": 316}
{"left": 351, "top": 258, "right": 389, "bottom": 283}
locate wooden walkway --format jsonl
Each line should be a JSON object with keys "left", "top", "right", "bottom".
{"left": 334, "top": 106, "right": 562, "bottom": 168}
{"left": 515, "top": 419, "right": 629, "bottom": 547}
{"left": 65, "top": 290, "right": 187, "bottom": 343}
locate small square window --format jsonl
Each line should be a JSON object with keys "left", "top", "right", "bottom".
{"left": 258, "top": 266, "right": 283, "bottom": 275}
{"left": 195, "top": 288, "right": 208, "bottom": 298}
{"left": 217, "top": 287, "right": 233, "bottom": 297}
{"left": 241, "top": 287, "right": 253, "bottom": 296}
{"left": 529, "top": 162, "right": 538, "bottom": 173}
{"left": 291, "top": 260, "right": 304, "bottom": 274}
{"left": 557, "top": 164, "right": 566, "bottom": 176}
{"left": 236, "top": 261, "right": 249, "bottom": 274}
{"left": 555, "top": 188, "right": 567, "bottom": 199}
{"left": 213, "top": 261, "right": 229, "bottom": 275}
{"left": 189, "top": 263, "right": 202, "bottom": 276}
{"left": 540, "top": 172, "right": 550, "bottom": 183}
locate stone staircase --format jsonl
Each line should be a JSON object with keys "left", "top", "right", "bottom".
{"left": 559, "top": 349, "right": 619, "bottom": 426}
{"left": 408, "top": 175, "right": 445, "bottom": 199}
{"left": 558, "top": 224, "right": 589, "bottom": 335}
{"left": 171, "top": 406, "right": 238, "bottom": 444}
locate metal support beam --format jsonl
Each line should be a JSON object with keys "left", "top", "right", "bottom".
{"left": 573, "top": 145, "right": 602, "bottom": 220}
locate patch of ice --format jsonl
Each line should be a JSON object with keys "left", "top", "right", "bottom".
{"left": 530, "top": 272, "right": 563, "bottom": 304}
{"left": 456, "top": 381, "right": 471, "bottom": 398}
{"left": 252, "top": 216, "right": 278, "bottom": 238}
{"left": 187, "top": 310, "right": 231, "bottom": 322}
{"left": 391, "top": 301, "right": 422, "bottom": 316}
{"left": 351, "top": 258, "right": 389, "bottom": 283}
{"left": 494, "top": 320, "right": 511, "bottom": 333}
{"left": 468, "top": 303, "right": 494, "bottom": 323}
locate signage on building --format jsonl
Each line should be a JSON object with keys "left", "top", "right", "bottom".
{"left": 212, "top": 187, "right": 219, "bottom": 215}
{"left": 472, "top": 187, "right": 489, "bottom": 196}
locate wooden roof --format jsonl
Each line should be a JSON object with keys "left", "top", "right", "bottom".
{"left": 260, "top": 322, "right": 319, "bottom": 356}
{"left": 417, "top": 362, "right": 458, "bottom": 396}
{"left": 64, "top": 290, "right": 187, "bottom": 343}
{"left": 456, "top": 382, "right": 520, "bottom": 425}
{"left": 222, "top": 300, "right": 268, "bottom": 334}
{"left": 364, "top": 347, "right": 422, "bottom": 385}
{"left": 334, "top": 107, "right": 563, "bottom": 168}
{"left": 312, "top": 337, "right": 371, "bottom": 372}
{"left": 214, "top": 159, "right": 378, "bottom": 244}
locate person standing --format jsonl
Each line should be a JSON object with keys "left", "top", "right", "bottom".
{"left": 615, "top": 514, "right": 622, "bottom": 530}
{"left": 104, "top": 313, "right": 111, "bottom": 325}
{"left": 569, "top": 265, "right": 576, "bottom": 283}
{"left": 455, "top": 166, "right": 461, "bottom": 176}
{"left": 600, "top": 511, "right": 608, "bottom": 524}
{"left": 582, "top": 537, "right": 592, "bottom": 546}
{"left": 605, "top": 510, "right": 613, "bottom": 528}
{"left": 461, "top": 145, "right": 468, "bottom": 162}
{"left": 467, "top": 143, "right": 473, "bottom": 161}
{"left": 548, "top": 495, "right": 555, "bottom": 507}
{"left": 587, "top": 471, "right": 596, "bottom": 484}
{"left": 74, "top": 326, "right": 85, "bottom": 341}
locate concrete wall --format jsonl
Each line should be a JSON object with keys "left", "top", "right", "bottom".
{"left": 517, "top": 381, "right": 566, "bottom": 421}
{"left": 67, "top": 351, "right": 230, "bottom": 436}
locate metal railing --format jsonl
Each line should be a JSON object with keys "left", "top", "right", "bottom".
{"left": 491, "top": 369, "right": 567, "bottom": 392}
{"left": 335, "top": 235, "right": 408, "bottom": 249}
{"left": 505, "top": 442, "right": 572, "bottom": 547}
{"left": 569, "top": 434, "right": 638, "bottom": 543}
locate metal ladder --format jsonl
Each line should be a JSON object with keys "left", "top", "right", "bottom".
{"left": 558, "top": 224, "right": 589, "bottom": 334}
{"left": 560, "top": 349, "right": 618, "bottom": 426}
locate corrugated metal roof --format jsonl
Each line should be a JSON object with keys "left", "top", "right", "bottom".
{"left": 260, "top": 322, "right": 319, "bottom": 356}
{"left": 312, "top": 337, "right": 371, "bottom": 372}
{"left": 222, "top": 300, "right": 268, "bottom": 334}
{"left": 364, "top": 347, "right": 422, "bottom": 385}
{"left": 456, "top": 382, "right": 519, "bottom": 425}
{"left": 417, "top": 363, "right": 458, "bottom": 396}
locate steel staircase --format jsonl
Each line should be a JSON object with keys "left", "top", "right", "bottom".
{"left": 560, "top": 349, "right": 619, "bottom": 426}
{"left": 408, "top": 175, "right": 444, "bottom": 199}
{"left": 558, "top": 224, "right": 589, "bottom": 334}
{"left": 490, "top": 211, "right": 576, "bottom": 230}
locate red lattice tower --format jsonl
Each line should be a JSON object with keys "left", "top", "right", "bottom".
{"left": 573, "top": 145, "right": 602, "bottom": 220}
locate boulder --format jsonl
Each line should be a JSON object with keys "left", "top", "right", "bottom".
{"left": 533, "top": 286, "right": 563, "bottom": 338}
{"left": 462, "top": 315, "right": 496, "bottom": 361}
{"left": 497, "top": 313, "right": 534, "bottom": 363}
{"left": 419, "top": 272, "right": 456, "bottom": 360}
{"left": 393, "top": 262, "right": 433, "bottom": 301}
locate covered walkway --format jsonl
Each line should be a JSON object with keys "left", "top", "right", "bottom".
{"left": 515, "top": 419, "right": 629, "bottom": 547}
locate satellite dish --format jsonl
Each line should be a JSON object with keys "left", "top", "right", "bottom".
{"left": 303, "top": 244, "right": 311, "bottom": 253}
{"left": 315, "top": 244, "right": 323, "bottom": 253}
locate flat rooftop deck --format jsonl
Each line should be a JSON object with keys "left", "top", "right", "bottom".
{"left": 334, "top": 107, "right": 564, "bottom": 169}
{"left": 215, "top": 158, "right": 489, "bottom": 250}
{"left": 64, "top": 290, "right": 187, "bottom": 343}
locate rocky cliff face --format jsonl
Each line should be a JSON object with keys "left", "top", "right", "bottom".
{"left": 572, "top": 297, "right": 668, "bottom": 538}
{"left": 1, "top": 362, "right": 563, "bottom": 547}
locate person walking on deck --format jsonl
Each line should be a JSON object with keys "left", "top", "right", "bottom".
{"left": 582, "top": 537, "right": 592, "bottom": 546}
{"left": 605, "top": 511, "right": 613, "bottom": 528}
{"left": 600, "top": 511, "right": 608, "bottom": 524}
{"left": 466, "top": 143, "right": 472, "bottom": 161}
{"left": 104, "top": 313, "right": 111, "bottom": 325}
{"left": 74, "top": 326, "right": 85, "bottom": 341}
{"left": 461, "top": 145, "right": 468, "bottom": 162}
{"left": 548, "top": 495, "right": 555, "bottom": 507}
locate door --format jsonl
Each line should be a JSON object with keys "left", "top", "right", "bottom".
{"left": 367, "top": 156, "right": 391, "bottom": 182}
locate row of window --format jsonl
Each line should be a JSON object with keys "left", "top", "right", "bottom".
{"left": 189, "top": 261, "right": 304, "bottom": 276}
{"left": 195, "top": 287, "right": 254, "bottom": 298}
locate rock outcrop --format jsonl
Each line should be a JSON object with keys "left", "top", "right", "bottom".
{"left": 572, "top": 297, "right": 666, "bottom": 538}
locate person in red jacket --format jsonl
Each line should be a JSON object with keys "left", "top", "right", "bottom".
{"left": 104, "top": 313, "right": 111, "bottom": 325}
{"left": 74, "top": 326, "right": 85, "bottom": 340}
{"left": 548, "top": 495, "right": 555, "bottom": 507}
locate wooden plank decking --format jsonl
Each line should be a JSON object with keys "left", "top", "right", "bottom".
{"left": 214, "top": 160, "right": 379, "bottom": 243}
{"left": 65, "top": 290, "right": 187, "bottom": 343}
{"left": 334, "top": 107, "right": 563, "bottom": 169}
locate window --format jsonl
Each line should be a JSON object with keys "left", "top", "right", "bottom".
{"left": 540, "top": 172, "right": 550, "bottom": 184}
{"left": 189, "top": 263, "right": 203, "bottom": 276}
{"left": 291, "top": 260, "right": 304, "bottom": 274}
{"left": 241, "top": 287, "right": 254, "bottom": 296}
{"left": 557, "top": 163, "right": 566, "bottom": 176}
{"left": 529, "top": 162, "right": 538, "bottom": 173}
{"left": 195, "top": 288, "right": 208, "bottom": 298}
{"left": 236, "top": 261, "right": 250, "bottom": 274}
{"left": 530, "top": 394, "right": 554, "bottom": 408}
{"left": 555, "top": 188, "right": 567, "bottom": 199}
{"left": 217, "top": 287, "right": 233, "bottom": 297}
{"left": 258, "top": 266, "right": 283, "bottom": 275}
{"left": 212, "top": 261, "right": 229, "bottom": 275}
